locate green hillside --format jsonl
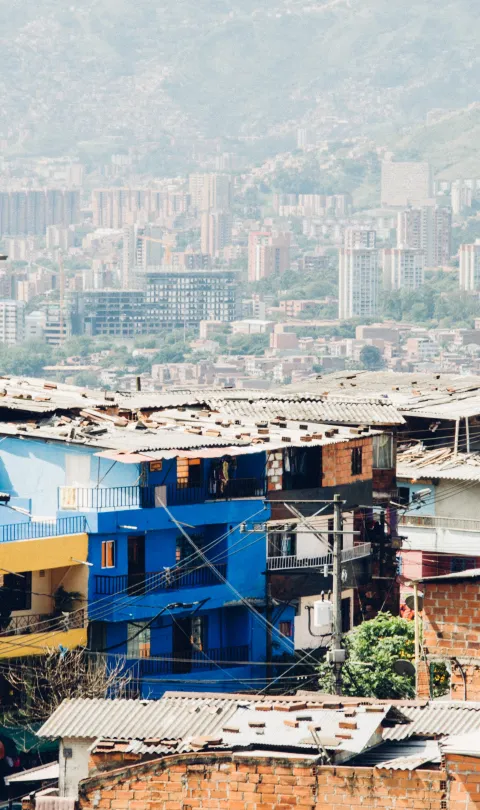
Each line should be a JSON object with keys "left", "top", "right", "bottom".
{"left": 0, "top": 0, "right": 479, "bottom": 155}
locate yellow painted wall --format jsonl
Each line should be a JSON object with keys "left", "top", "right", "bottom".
{"left": 0, "top": 533, "right": 88, "bottom": 574}
{"left": 0, "top": 627, "right": 87, "bottom": 658}
{"left": 7, "top": 565, "right": 88, "bottom": 618}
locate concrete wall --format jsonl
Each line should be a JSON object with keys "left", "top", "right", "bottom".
{"left": 0, "top": 437, "right": 140, "bottom": 516}
{"left": 60, "top": 737, "right": 93, "bottom": 798}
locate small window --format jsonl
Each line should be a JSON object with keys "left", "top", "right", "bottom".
{"left": 191, "top": 615, "right": 207, "bottom": 651}
{"left": 450, "top": 557, "right": 476, "bottom": 573}
{"left": 398, "top": 486, "right": 410, "bottom": 506}
{"left": 127, "top": 622, "right": 151, "bottom": 658}
{"left": 373, "top": 435, "right": 393, "bottom": 469}
{"left": 279, "top": 621, "right": 292, "bottom": 638}
{"left": 351, "top": 446, "right": 363, "bottom": 476}
{"left": 101, "top": 540, "right": 115, "bottom": 568}
{"left": 177, "top": 458, "right": 202, "bottom": 488}
{"left": 268, "top": 531, "right": 296, "bottom": 558}
{"left": 327, "top": 517, "right": 334, "bottom": 547}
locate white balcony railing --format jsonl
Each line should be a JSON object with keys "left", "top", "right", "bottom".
{"left": 399, "top": 514, "right": 480, "bottom": 533}
{"left": 266, "top": 542, "right": 371, "bottom": 571}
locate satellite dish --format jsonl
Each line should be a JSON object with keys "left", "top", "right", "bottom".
{"left": 394, "top": 659, "right": 416, "bottom": 677}
{"left": 405, "top": 593, "right": 424, "bottom": 611}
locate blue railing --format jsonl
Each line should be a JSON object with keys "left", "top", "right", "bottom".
{"left": 0, "top": 516, "right": 87, "bottom": 543}
{"left": 131, "top": 644, "right": 250, "bottom": 675}
{"left": 94, "top": 563, "right": 227, "bottom": 595}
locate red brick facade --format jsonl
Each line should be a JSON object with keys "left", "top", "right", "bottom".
{"left": 418, "top": 576, "right": 480, "bottom": 700}
{"left": 322, "top": 437, "right": 373, "bottom": 488}
{"left": 79, "top": 752, "right": 450, "bottom": 810}
{"left": 446, "top": 753, "right": 480, "bottom": 810}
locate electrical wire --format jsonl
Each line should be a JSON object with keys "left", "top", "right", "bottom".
{"left": 157, "top": 499, "right": 326, "bottom": 668}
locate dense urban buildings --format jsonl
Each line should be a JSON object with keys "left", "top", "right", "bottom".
{"left": 0, "top": 190, "right": 80, "bottom": 235}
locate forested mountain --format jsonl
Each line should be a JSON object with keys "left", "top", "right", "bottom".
{"left": 1, "top": 0, "right": 479, "bottom": 155}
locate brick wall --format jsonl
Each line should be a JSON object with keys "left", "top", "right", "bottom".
{"left": 79, "top": 751, "right": 448, "bottom": 810}
{"left": 418, "top": 577, "right": 480, "bottom": 700}
{"left": 445, "top": 753, "right": 480, "bottom": 810}
{"left": 322, "top": 437, "right": 373, "bottom": 488}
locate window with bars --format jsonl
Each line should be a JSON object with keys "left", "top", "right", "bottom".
{"left": 127, "top": 622, "right": 151, "bottom": 658}
{"left": 176, "top": 533, "right": 206, "bottom": 563}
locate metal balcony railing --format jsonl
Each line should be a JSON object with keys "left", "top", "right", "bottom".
{"left": 0, "top": 516, "right": 87, "bottom": 543}
{"left": 399, "top": 514, "right": 480, "bottom": 532}
{"left": 168, "top": 477, "right": 267, "bottom": 505}
{"left": 94, "top": 563, "right": 228, "bottom": 596}
{"left": 58, "top": 478, "right": 266, "bottom": 511}
{"left": 131, "top": 644, "right": 250, "bottom": 675}
{"left": 266, "top": 542, "right": 372, "bottom": 571}
{"left": 0, "top": 609, "right": 86, "bottom": 636}
{"left": 58, "top": 486, "right": 153, "bottom": 511}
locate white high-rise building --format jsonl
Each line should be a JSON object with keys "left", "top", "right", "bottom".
{"left": 0, "top": 300, "right": 25, "bottom": 345}
{"left": 338, "top": 248, "right": 378, "bottom": 320}
{"left": 381, "top": 161, "right": 433, "bottom": 207}
{"left": 397, "top": 206, "right": 451, "bottom": 267}
{"left": 459, "top": 241, "right": 480, "bottom": 291}
{"left": 344, "top": 228, "right": 376, "bottom": 249}
{"left": 200, "top": 210, "right": 232, "bottom": 257}
{"left": 451, "top": 182, "right": 473, "bottom": 216}
{"left": 382, "top": 248, "right": 425, "bottom": 291}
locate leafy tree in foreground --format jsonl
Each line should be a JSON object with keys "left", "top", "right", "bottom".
{"left": 317, "top": 612, "right": 415, "bottom": 698}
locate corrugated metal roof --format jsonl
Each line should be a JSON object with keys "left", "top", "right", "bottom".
{"left": 349, "top": 740, "right": 440, "bottom": 770}
{"left": 397, "top": 462, "right": 480, "bottom": 483}
{"left": 383, "top": 702, "right": 480, "bottom": 740}
{"left": 277, "top": 372, "right": 480, "bottom": 420}
{"left": 39, "top": 695, "right": 480, "bottom": 753}
{"left": 4, "top": 761, "right": 59, "bottom": 784}
{"left": 397, "top": 448, "right": 480, "bottom": 483}
{"left": 37, "top": 697, "right": 241, "bottom": 740}
{"left": 411, "top": 569, "right": 480, "bottom": 585}
{"left": 442, "top": 730, "right": 480, "bottom": 756}
{"left": 215, "top": 703, "right": 389, "bottom": 755}
{"left": 211, "top": 399, "right": 404, "bottom": 426}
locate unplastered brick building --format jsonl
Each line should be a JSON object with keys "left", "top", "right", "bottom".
{"left": 75, "top": 745, "right": 480, "bottom": 810}
{"left": 415, "top": 569, "right": 480, "bottom": 700}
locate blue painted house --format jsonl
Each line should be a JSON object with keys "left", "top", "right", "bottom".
{"left": 0, "top": 380, "right": 398, "bottom": 696}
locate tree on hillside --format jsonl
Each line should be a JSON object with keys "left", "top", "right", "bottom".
{"left": 317, "top": 612, "right": 415, "bottom": 698}
{"left": 360, "top": 344, "right": 384, "bottom": 370}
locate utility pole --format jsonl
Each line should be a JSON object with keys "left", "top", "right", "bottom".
{"left": 329, "top": 493, "right": 345, "bottom": 694}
